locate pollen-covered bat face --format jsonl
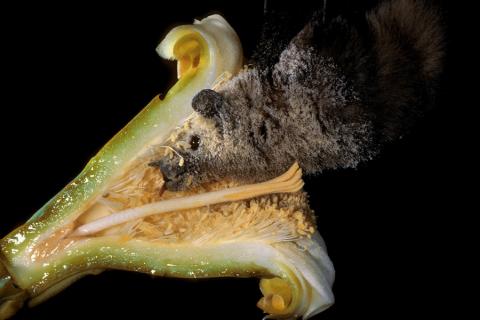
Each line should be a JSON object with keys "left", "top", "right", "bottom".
{"left": 150, "top": 74, "right": 298, "bottom": 192}
{"left": 150, "top": 88, "right": 253, "bottom": 191}
{"left": 149, "top": 89, "right": 228, "bottom": 191}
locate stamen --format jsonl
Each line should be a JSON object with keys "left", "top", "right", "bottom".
{"left": 71, "top": 162, "right": 303, "bottom": 237}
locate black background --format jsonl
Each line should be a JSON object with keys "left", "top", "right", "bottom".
{"left": 0, "top": 1, "right": 465, "bottom": 319}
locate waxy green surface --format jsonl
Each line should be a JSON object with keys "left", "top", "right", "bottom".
{"left": 0, "top": 36, "right": 209, "bottom": 264}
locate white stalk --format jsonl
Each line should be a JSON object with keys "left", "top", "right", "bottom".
{"left": 72, "top": 162, "right": 303, "bottom": 237}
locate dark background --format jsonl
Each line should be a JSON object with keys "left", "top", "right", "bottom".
{"left": 0, "top": 1, "right": 465, "bottom": 319}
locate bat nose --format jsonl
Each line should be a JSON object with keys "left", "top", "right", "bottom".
{"left": 158, "top": 157, "right": 187, "bottom": 182}
{"left": 149, "top": 153, "right": 189, "bottom": 191}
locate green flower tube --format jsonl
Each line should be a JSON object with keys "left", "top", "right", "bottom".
{"left": 0, "top": 14, "right": 334, "bottom": 320}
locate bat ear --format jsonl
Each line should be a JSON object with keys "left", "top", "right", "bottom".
{"left": 191, "top": 89, "right": 225, "bottom": 118}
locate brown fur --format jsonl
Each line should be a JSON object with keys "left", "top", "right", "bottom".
{"left": 151, "top": 0, "right": 444, "bottom": 191}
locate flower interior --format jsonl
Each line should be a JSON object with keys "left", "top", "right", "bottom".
{"left": 0, "top": 14, "right": 334, "bottom": 320}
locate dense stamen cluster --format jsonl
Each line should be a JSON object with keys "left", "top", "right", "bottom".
{"left": 126, "top": 189, "right": 316, "bottom": 245}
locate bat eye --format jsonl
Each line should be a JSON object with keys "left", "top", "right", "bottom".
{"left": 189, "top": 134, "right": 200, "bottom": 151}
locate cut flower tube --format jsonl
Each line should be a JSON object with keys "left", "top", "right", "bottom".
{"left": 0, "top": 14, "right": 334, "bottom": 320}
